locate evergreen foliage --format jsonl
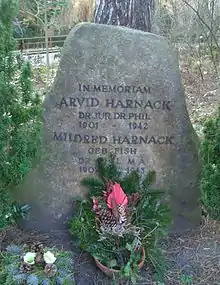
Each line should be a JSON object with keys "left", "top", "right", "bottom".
{"left": 0, "top": 0, "right": 42, "bottom": 230}
{"left": 69, "top": 155, "right": 171, "bottom": 283}
{"left": 0, "top": 244, "right": 75, "bottom": 285}
{"left": 200, "top": 107, "right": 220, "bottom": 219}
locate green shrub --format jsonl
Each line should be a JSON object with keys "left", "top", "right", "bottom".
{"left": 0, "top": 0, "right": 42, "bottom": 230}
{"left": 200, "top": 107, "right": 220, "bottom": 219}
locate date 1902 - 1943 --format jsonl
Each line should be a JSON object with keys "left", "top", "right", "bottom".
{"left": 79, "top": 165, "right": 145, "bottom": 174}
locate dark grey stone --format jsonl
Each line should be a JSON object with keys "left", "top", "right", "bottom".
{"left": 17, "top": 22, "right": 201, "bottom": 236}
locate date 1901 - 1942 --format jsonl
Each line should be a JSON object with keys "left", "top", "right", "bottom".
{"left": 79, "top": 121, "right": 148, "bottom": 130}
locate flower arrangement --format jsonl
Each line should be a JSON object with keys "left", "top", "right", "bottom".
{"left": 70, "top": 155, "right": 171, "bottom": 283}
{"left": 92, "top": 181, "right": 142, "bottom": 249}
{"left": 0, "top": 242, "right": 74, "bottom": 285}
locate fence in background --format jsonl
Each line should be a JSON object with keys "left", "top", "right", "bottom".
{"left": 15, "top": 35, "right": 67, "bottom": 52}
{"left": 14, "top": 35, "right": 68, "bottom": 66}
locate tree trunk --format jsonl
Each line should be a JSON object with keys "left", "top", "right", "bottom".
{"left": 93, "top": 0, "right": 155, "bottom": 32}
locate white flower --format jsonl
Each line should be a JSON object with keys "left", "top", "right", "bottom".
{"left": 23, "top": 252, "right": 37, "bottom": 265}
{"left": 43, "top": 251, "right": 56, "bottom": 264}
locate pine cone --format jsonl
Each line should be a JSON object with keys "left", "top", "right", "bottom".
{"left": 117, "top": 204, "right": 127, "bottom": 224}
{"left": 20, "top": 261, "right": 32, "bottom": 273}
{"left": 35, "top": 253, "right": 44, "bottom": 265}
{"left": 31, "top": 241, "right": 44, "bottom": 253}
{"left": 97, "top": 208, "right": 117, "bottom": 231}
{"left": 44, "top": 263, "right": 57, "bottom": 277}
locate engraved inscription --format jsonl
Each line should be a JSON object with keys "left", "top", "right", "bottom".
{"left": 59, "top": 97, "right": 172, "bottom": 111}
{"left": 53, "top": 82, "right": 175, "bottom": 175}
{"left": 79, "top": 83, "right": 151, "bottom": 94}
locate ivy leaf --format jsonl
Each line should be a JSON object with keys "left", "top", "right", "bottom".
{"left": 107, "top": 259, "right": 117, "bottom": 268}
{"left": 131, "top": 274, "right": 137, "bottom": 285}
{"left": 126, "top": 243, "right": 132, "bottom": 251}
{"left": 123, "top": 263, "right": 131, "bottom": 277}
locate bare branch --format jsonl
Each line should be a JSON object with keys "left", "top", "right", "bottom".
{"left": 19, "top": 9, "right": 44, "bottom": 26}
{"left": 33, "top": 0, "right": 41, "bottom": 18}
{"left": 181, "top": 0, "right": 220, "bottom": 51}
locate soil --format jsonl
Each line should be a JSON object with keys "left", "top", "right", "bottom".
{"left": 1, "top": 47, "right": 220, "bottom": 285}
{"left": 1, "top": 219, "right": 220, "bottom": 285}
{"left": 178, "top": 45, "right": 220, "bottom": 138}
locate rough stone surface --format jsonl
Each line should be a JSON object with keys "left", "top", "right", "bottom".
{"left": 18, "top": 22, "right": 201, "bottom": 235}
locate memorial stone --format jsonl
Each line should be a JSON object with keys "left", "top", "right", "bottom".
{"left": 18, "top": 23, "right": 201, "bottom": 235}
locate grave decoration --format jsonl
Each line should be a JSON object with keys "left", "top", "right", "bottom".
{"left": 0, "top": 242, "right": 74, "bottom": 285}
{"left": 70, "top": 155, "right": 171, "bottom": 282}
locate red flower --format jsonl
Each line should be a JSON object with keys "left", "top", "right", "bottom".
{"left": 106, "top": 183, "right": 128, "bottom": 209}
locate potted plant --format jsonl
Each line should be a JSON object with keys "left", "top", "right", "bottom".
{"left": 69, "top": 155, "right": 171, "bottom": 283}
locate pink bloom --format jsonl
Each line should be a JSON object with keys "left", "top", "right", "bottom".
{"left": 107, "top": 183, "right": 128, "bottom": 209}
